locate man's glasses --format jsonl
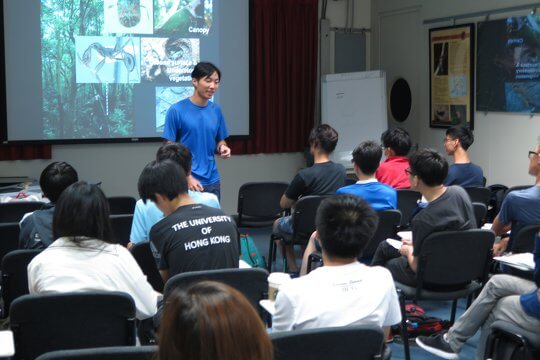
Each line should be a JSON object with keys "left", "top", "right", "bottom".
{"left": 528, "top": 150, "right": 539, "bottom": 159}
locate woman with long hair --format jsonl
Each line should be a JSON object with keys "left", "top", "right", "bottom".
{"left": 27, "top": 181, "right": 159, "bottom": 319}
{"left": 158, "top": 281, "right": 273, "bottom": 360}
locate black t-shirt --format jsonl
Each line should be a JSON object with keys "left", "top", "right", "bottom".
{"left": 285, "top": 161, "right": 346, "bottom": 201}
{"left": 149, "top": 204, "right": 239, "bottom": 277}
{"left": 412, "top": 186, "right": 476, "bottom": 256}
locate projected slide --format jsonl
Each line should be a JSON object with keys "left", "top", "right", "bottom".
{"left": 38, "top": 0, "right": 213, "bottom": 140}
{"left": 477, "top": 14, "right": 540, "bottom": 113}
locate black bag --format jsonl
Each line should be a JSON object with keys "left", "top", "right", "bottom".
{"left": 487, "top": 184, "right": 508, "bottom": 223}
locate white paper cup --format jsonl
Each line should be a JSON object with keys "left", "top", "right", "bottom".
{"left": 268, "top": 272, "right": 291, "bottom": 301}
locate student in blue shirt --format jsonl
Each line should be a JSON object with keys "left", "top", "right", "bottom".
{"left": 443, "top": 125, "right": 484, "bottom": 188}
{"left": 162, "top": 62, "right": 231, "bottom": 200}
{"left": 416, "top": 235, "right": 540, "bottom": 360}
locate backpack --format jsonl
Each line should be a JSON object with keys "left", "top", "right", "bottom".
{"left": 393, "top": 304, "right": 451, "bottom": 338}
{"left": 487, "top": 184, "right": 509, "bottom": 223}
{"left": 240, "top": 234, "right": 266, "bottom": 268}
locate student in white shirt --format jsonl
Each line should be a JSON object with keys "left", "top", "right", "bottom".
{"left": 272, "top": 195, "right": 401, "bottom": 334}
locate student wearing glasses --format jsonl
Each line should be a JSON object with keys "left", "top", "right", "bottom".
{"left": 371, "top": 148, "right": 476, "bottom": 287}
{"left": 491, "top": 144, "right": 540, "bottom": 257}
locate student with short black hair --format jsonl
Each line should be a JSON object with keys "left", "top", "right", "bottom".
{"left": 443, "top": 125, "right": 484, "bottom": 187}
{"left": 138, "top": 160, "right": 239, "bottom": 282}
{"left": 27, "top": 181, "right": 158, "bottom": 320}
{"left": 371, "top": 148, "right": 476, "bottom": 287}
{"left": 273, "top": 195, "right": 401, "bottom": 333}
{"left": 162, "top": 61, "right": 231, "bottom": 200}
{"left": 273, "top": 124, "right": 346, "bottom": 272}
{"left": 376, "top": 127, "right": 412, "bottom": 189}
{"left": 130, "top": 143, "right": 220, "bottom": 245}
{"left": 19, "top": 161, "right": 78, "bottom": 249}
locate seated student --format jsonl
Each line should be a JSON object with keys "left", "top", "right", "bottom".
{"left": 273, "top": 195, "right": 401, "bottom": 333}
{"left": 492, "top": 143, "right": 540, "bottom": 256}
{"left": 27, "top": 181, "right": 159, "bottom": 320}
{"left": 130, "top": 143, "right": 220, "bottom": 246}
{"left": 376, "top": 127, "right": 412, "bottom": 189}
{"left": 138, "top": 160, "right": 239, "bottom": 282}
{"left": 337, "top": 140, "right": 397, "bottom": 210}
{"left": 158, "top": 281, "right": 273, "bottom": 360}
{"left": 299, "top": 140, "right": 397, "bottom": 275}
{"left": 371, "top": 149, "right": 476, "bottom": 287}
{"left": 443, "top": 125, "right": 484, "bottom": 187}
{"left": 416, "top": 235, "right": 540, "bottom": 360}
{"left": 19, "top": 162, "right": 78, "bottom": 249}
{"left": 273, "top": 124, "right": 346, "bottom": 272}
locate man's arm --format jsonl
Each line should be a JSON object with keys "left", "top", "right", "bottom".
{"left": 216, "top": 140, "right": 231, "bottom": 159}
{"left": 400, "top": 243, "right": 418, "bottom": 272}
{"left": 491, "top": 215, "right": 511, "bottom": 256}
{"left": 280, "top": 194, "right": 295, "bottom": 209}
{"left": 159, "top": 269, "right": 170, "bottom": 283}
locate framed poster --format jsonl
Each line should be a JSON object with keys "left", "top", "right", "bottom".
{"left": 429, "top": 24, "right": 475, "bottom": 129}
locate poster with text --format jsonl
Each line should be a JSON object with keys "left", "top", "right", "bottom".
{"left": 429, "top": 24, "right": 475, "bottom": 129}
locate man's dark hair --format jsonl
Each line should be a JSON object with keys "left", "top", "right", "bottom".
{"left": 308, "top": 124, "right": 339, "bottom": 154}
{"left": 39, "top": 162, "right": 79, "bottom": 203}
{"left": 352, "top": 141, "right": 382, "bottom": 175}
{"left": 157, "top": 143, "right": 192, "bottom": 174}
{"left": 381, "top": 128, "right": 412, "bottom": 156}
{"left": 409, "top": 149, "right": 448, "bottom": 186}
{"left": 191, "top": 62, "right": 221, "bottom": 81}
{"left": 138, "top": 160, "right": 188, "bottom": 203}
{"left": 53, "top": 181, "right": 114, "bottom": 244}
{"left": 446, "top": 125, "right": 474, "bottom": 150}
{"left": 316, "top": 195, "right": 379, "bottom": 259}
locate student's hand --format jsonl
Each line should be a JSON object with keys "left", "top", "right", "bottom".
{"left": 188, "top": 175, "right": 204, "bottom": 192}
{"left": 219, "top": 144, "right": 231, "bottom": 159}
{"left": 492, "top": 237, "right": 509, "bottom": 257}
{"left": 402, "top": 238, "right": 412, "bottom": 246}
{"left": 399, "top": 244, "right": 412, "bottom": 256}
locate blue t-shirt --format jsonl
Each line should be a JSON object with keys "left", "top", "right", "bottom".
{"left": 162, "top": 98, "right": 229, "bottom": 185}
{"left": 336, "top": 180, "right": 397, "bottom": 211}
{"left": 520, "top": 236, "right": 540, "bottom": 319}
{"left": 498, "top": 186, "right": 540, "bottom": 250}
{"left": 444, "top": 163, "right": 484, "bottom": 187}
{"left": 129, "top": 190, "right": 221, "bottom": 244}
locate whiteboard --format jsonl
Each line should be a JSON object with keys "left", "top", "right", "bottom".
{"left": 322, "top": 71, "right": 388, "bottom": 168}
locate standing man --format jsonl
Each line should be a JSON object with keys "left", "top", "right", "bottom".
{"left": 162, "top": 62, "right": 231, "bottom": 200}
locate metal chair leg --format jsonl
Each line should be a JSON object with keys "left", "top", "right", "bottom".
{"left": 397, "top": 289, "right": 411, "bottom": 360}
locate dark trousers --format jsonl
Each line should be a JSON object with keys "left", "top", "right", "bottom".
{"left": 371, "top": 241, "right": 417, "bottom": 287}
{"left": 203, "top": 181, "right": 221, "bottom": 201}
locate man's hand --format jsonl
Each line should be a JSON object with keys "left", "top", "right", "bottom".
{"left": 188, "top": 175, "right": 204, "bottom": 192}
{"left": 219, "top": 144, "right": 231, "bottom": 159}
{"left": 399, "top": 243, "right": 413, "bottom": 256}
{"left": 492, "top": 237, "right": 509, "bottom": 257}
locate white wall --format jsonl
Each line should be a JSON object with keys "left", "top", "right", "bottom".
{"left": 372, "top": 0, "right": 540, "bottom": 187}
{"left": 0, "top": 144, "right": 305, "bottom": 214}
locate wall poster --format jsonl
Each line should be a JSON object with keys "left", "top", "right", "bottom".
{"left": 429, "top": 24, "right": 475, "bottom": 129}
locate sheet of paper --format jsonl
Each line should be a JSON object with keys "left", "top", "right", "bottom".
{"left": 386, "top": 238, "right": 402, "bottom": 250}
{"left": 397, "top": 231, "right": 413, "bottom": 240}
{"left": 0, "top": 331, "right": 14, "bottom": 357}
{"left": 494, "top": 253, "right": 534, "bottom": 271}
{"left": 259, "top": 299, "right": 276, "bottom": 316}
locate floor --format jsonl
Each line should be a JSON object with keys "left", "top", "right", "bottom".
{"left": 243, "top": 226, "right": 481, "bottom": 360}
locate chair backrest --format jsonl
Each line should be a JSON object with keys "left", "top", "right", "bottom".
{"left": 10, "top": 292, "right": 136, "bottom": 360}
{"left": 511, "top": 224, "right": 540, "bottom": 254}
{"left": 163, "top": 268, "right": 268, "bottom": 308}
{"left": 271, "top": 325, "right": 384, "bottom": 360}
{"left": 361, "top": 209, "right": 402, "bottom": 259}
{"left": 1, "top": 249, "right": 42, "bottom": 318}
{"left": 472, "top": 202, "right": 488, "bottom": 228}
{"left": 130, "top": 241, "right": 164, "bottom": 293}
{"left": 107, "top": 196, "right": 136, "bottom": 215}
{"left": 0, "top": 202, "right": 45, "bottom": 223}
{"left": 110, "top": 214, "right": 133, "bottom": 247}
{"left": 291, "top": 195, "right": 325, "bottom": 245}
{"left": 418, "top": 230, "right": 495, "bottom": 289}
{"left": 466, "top": 187, "right": 491, "bottom": 206}
{"left": 0, "top": 222, "right": 20, "bottom": 263}
{"left": 35, "top": 346, "right": 158, "bottom": 360}
{"left": 484, "top": 320, "right": 540, "bottom": 360}
{"left": 236, "top": 182, "right": 288, "bottom": 227}
{"left": 397, "top": 190, "right": 421, "bottom": 228}
{"left": 344, "top": 177, "right": 357, "bottom": 186}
